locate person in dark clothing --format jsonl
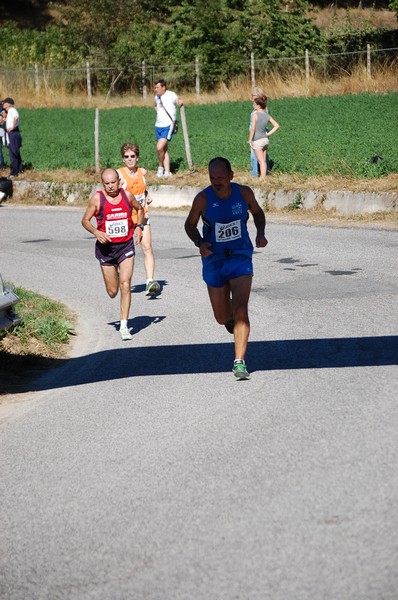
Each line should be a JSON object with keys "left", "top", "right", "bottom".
{"left": 0, "top": 102, "right": 6, "bottom": 169}
{"left": 2, "top": 98, "right": 23, "bottom": 178}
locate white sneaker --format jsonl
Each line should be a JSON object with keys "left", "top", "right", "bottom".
{"left": 0, "top": 191, "right": 6, "bottom": 202}
{"left": 163, "top": 171, "right": 172, "bottom": 178}
{"left": 157, "top": 167, "right": 165, "bottom": 177}
{"left": 120, "top": 326, "right": 133, "bottom": 341}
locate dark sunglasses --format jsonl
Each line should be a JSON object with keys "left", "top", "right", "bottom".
{"left": 123, "top": 154, "right": 137, "bottom": 159}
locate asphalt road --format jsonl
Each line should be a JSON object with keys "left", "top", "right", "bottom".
{"left": 1, "top": 206, "right": 397, "bottom": 600}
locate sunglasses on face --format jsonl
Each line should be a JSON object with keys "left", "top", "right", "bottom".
{"left": 123, "top": 154, "right": 137, "bottom": 159}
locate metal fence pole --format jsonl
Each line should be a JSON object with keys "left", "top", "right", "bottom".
{"left": 195, "top": 57, "right": 200, "bottom": 97}
{"left": 86, "top": 61, "right": 92, "bottom": 101}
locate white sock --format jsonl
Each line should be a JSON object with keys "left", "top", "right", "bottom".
{"left": 120, "top": 320, "right": 128, "bottom": 329}
{"left": 146, "top": 279, "right": 153, "bottom": 285}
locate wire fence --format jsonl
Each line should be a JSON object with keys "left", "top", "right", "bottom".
{"left": 0, "top": 46, "right": 397, "bottom": 99}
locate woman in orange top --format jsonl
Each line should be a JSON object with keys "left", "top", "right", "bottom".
{"left": 118, "top": 143, "right": 161, "bottom": 296}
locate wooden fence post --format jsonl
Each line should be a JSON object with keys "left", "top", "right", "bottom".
{"left": 195, "top": 57, "right": 200, "bottom": 97}
{"left": 367, "top": 44, "right": 371, "bottom": 79}
{"left": 86, "top": 61, "right": 92, "bottom": 101}
{"left": 34, "top": 63, "right": 40, "bottom": 94}
{"left": 305, "top": 49, "right": 310, "bottom": 88}
{"left": 180, "top": 105, "right": 193, "bottom": 170}
{"left": 142, "top": 60, "right": 147, "bottom": 100}
{"left": 251, "top": 52, "right": 256, "bottom": 88}
{"left": 95, "top": 108, "right": 100, "bottom": 173}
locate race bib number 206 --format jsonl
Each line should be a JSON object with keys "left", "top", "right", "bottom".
{"left": 105, "top": 218, "right": 128, "bottom": 238}
{"left": 215, "top": 220, "right": 241, "bottom": 243}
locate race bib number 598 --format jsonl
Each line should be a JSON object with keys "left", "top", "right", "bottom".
{"left": 105, "top": 218, "right": 128, "bottom": 238}
{"left": 215, "top": 220, "right": 241, "bottom": 243}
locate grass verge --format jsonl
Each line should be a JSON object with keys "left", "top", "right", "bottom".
{"left": 0, "top": 285, "right": 76, "bottom": 397}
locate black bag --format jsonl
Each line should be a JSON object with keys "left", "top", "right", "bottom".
{"left": 173, "top": 120, "right": 179, "bottom": 134}
{"left": 0, "top": 177, "right": 12, "bottom": 199}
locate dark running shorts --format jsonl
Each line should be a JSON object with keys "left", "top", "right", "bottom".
{"left": 202, "top": 254, "right": 253, "bottom": 288}
{"left": 95, "top": 238, "right": 135, "bottom": 266}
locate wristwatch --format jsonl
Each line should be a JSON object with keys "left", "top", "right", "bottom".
{"left": 194, "top": 237, "right": 203, "bottom": 248}
{"left": 137, "top": 223, "right": 145, "bottom": 231}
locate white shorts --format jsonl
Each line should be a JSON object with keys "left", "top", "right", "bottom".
{"left": 251, "top": 137, "right": 269, "bottom": 151}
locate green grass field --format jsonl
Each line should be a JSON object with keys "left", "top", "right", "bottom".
{"left": 18, "top": 93, "right": 398, "bottom": 178}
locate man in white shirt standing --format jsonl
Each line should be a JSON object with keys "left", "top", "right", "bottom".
{"left": 2, "top": 97, "right": 23, "bottom": 179}
{"left": 153, "top": 79, "right": 183, "bottom": 178}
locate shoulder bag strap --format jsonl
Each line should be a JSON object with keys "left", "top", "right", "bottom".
{"left": 157, "top": 95, "right": 174, "bottom": 124}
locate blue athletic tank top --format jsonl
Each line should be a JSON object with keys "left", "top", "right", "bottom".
{"left": 202, "top": 183, "right": 253, "bottom": 258}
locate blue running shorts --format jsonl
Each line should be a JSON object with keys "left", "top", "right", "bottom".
{"left": 202, "top": 254, "right": 253, "bottom": 288}
{"left": 155, "top": 125, "right": 174, "bottom": 141}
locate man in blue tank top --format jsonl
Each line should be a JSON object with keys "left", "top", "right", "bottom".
{"left": 185, "top": 157, "right": 268, "bottom": 380}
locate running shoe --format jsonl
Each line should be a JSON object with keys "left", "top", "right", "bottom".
{"left": 232, "top": 360, "right": 251, "bottom": 381}
{"left": 157, "top": 167, "right": 165, "bottom": 178}
{"left": 163, "top": 171, "right": 173, "bottom": 178}
{"left": 120, "top": 327, "right": 133, "bottom": 341}
{"left": 145, "top": 280, "right": 161, "bottom": 296}
{"left": 224, "top": 318, "right": 235, "bottom": 334}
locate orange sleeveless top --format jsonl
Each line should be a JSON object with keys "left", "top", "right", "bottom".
{"left": 118, "top": 166, "right": 148, "bottom": 224}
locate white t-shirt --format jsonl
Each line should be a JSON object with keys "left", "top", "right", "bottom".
{"left": 5, "top": 106, "right": 19, "bottom": 130}
{"left": 154, "top": 90, "right": 178, "bottom": 127}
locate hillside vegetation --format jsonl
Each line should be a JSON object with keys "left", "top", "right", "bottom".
{"left": 0, "top": 0, "right": 397, "bottom": 95}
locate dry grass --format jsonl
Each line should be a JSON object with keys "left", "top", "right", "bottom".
{"left": 311, "top": 7, "right": 398, "bottom": 31}
{"left": 6, "top": 61, "right": 397, "bottom": 109}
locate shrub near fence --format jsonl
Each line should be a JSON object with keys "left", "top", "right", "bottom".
{"left": 18, "top": 92, "right": 398, "bottom": 178}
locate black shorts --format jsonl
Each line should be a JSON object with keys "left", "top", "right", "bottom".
{"left": 95, "top": 238, "right": 135, "bottom": 266}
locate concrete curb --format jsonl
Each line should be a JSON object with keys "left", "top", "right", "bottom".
{"left": 5, "top": 181, "right": 398, "bottom": 216}
{"left": 262, "top": 188, "right": 398, "bottom": 215}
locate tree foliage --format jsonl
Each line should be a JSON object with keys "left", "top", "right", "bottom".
{"left": 389, "top": 0, "right": 398, "bottom": 20}
{"left": 0, "top": 0, "right": 395, "bottom": 90}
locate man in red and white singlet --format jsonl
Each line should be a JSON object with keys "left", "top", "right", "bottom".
{"left": 81, "top": 168, "right": 145, "bottom": 340}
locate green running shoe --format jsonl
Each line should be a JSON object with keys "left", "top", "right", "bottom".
{"left": 232, "top": 360, "right": 251, "bottom": 381}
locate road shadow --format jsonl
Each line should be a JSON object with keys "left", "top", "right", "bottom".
{"left": 108, "top": 315, "right": 166, "bottom": 335}
{"left": 3, "top": 334, "right": 396, "bottom": 395}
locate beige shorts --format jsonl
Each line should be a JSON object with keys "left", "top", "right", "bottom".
{"left": 251, "top": 137, "right": 269, "bottom": 151}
